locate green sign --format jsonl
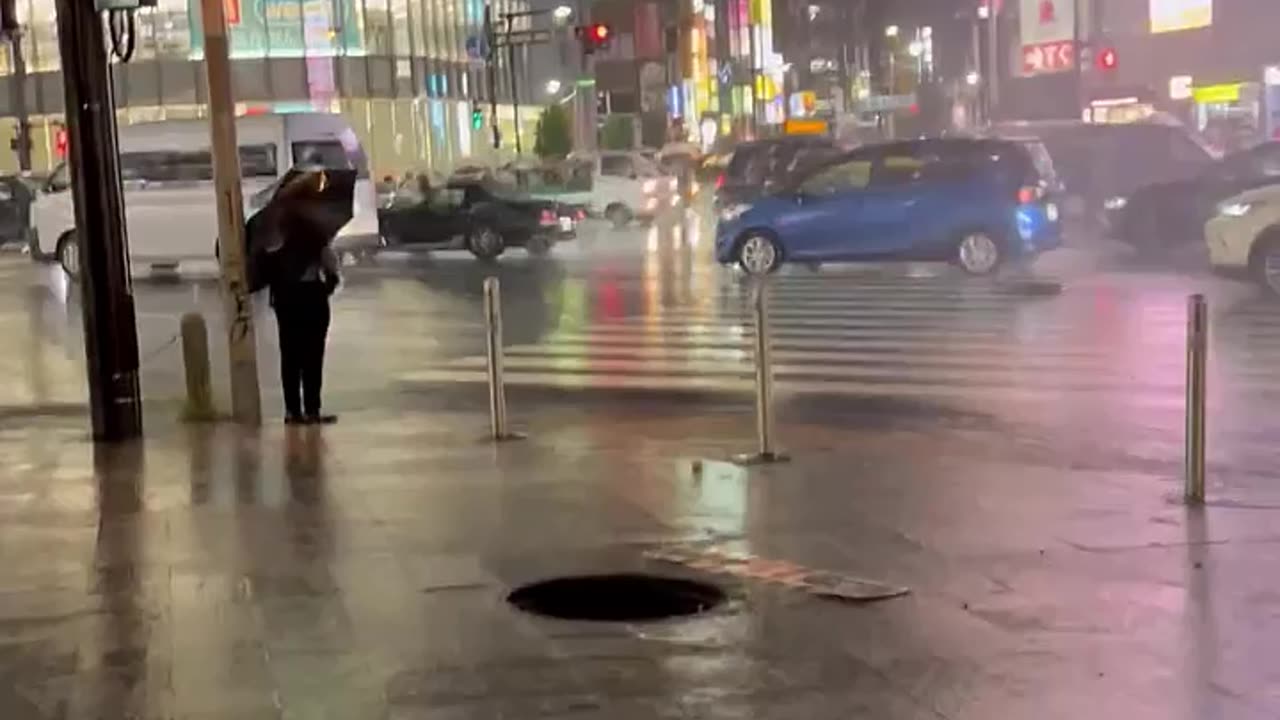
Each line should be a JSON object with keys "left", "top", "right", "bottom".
{"left": 188, "top": 0, "right": 364, "bottom": 58}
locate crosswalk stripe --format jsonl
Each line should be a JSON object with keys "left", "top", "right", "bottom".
{"left": 397, "top": 274, "right": 1280, "bottom": 406}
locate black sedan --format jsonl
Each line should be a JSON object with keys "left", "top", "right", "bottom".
{"left": 1107, "top": 141, "right": 1280, "bottom": 252}
{"left": 378, "top": 179, "right": 577, "bottom": 259}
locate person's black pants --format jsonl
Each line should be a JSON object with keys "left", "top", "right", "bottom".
{"left": 273, "top": 286, "right": 331, "bottom": 417}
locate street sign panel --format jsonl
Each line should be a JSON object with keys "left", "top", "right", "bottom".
{"left": 496, "top": 29, "right": 552, "bottom": 47}
{"left": 859, "top": 93, "right": 917, "bottom": 113}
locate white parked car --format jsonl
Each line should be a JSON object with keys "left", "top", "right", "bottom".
{"left": 1205, "top": 183, "right": 1280, "bottom": 294}
{"left": 34, "top": 112, "right": 381, "bottom": 278}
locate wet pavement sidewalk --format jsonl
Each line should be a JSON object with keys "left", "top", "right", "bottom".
{"left": 2, "top": 393, "right": 1279, "bottom": 720}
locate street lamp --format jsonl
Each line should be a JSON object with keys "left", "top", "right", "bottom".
{"left": 966, "top": 70, "right": 981, "bottom": 86}
{"left": 545, "top": 78, "right": 563, "bottom": 95}
{"left": 907, "top": 40, "right": 924, "bottom": 58}
{"left": 552, "top": 4, "right": 573, "bottom": 22}
{"left": 884, "top": 25, "right": 899, "bottom": 38}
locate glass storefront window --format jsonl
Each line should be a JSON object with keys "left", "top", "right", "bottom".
{"left": 29, "top": 0, "right": 60, "bottom": 72}
{"left": 391, "top": 0, "right": 410, "bottom": 55}
{"left": 409, "top": 0, "right": 427, "bottom": 58}
{"left": 363, "top": 0, "right": 393, "bottom": 55}
{"left": 265, "top": 0, "right": 305, "bottom": 57}
{"left": 154, "top": 0, "right": 193, "bottom": 60}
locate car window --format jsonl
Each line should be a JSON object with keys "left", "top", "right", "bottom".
{"left": 292, "top": 140, "right": 370, "bottom": 179}
{"left": 118, "top": 144, "right": 278, "bottom": 182}
{"left": 601, "top": 155, "right": 634, "bottom": 177}
{"left": 428, "top": 188, "right": 464, "bottom": 211}
{"left": 872, "top": 154, "right": 927, "bottom": 187}
{"left": 1257, "top": 145, "right": 1280, "bottom": 177}
{"left": 631, "top": 155, "right": 662, "bottom": 177}
{"left": 1220, "top": 143, "right": 1280, "bottom": 180}
{"left": 798, "top": 158, "right": 872, "bottom": 195}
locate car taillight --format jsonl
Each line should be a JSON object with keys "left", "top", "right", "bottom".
{"left": 1017, "top": 186, "right": 1043, "bottom": 204}
{"left": 540, "top": 209, "right": 556, "bottom": 225}
{"left": 715, "top": 173, "right": 725, "bottom": 190}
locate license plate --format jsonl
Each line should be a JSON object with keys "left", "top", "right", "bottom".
{"left": 558, "top": 217, "right": 573, "bottom": 232}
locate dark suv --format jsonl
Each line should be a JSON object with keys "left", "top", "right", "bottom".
{"left": 714, "top": 136, "right": 840, "bottom": 209}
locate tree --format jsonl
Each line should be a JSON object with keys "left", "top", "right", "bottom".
{"left": 534, "top": 104, "right": 573, "bottom": 159}
{"left": 600, "top": 115, "right": 634, "bottom": 151}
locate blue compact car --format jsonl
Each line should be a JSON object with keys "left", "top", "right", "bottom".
{"left": 715, "top": 138, "right": 1062, "bottom": 275}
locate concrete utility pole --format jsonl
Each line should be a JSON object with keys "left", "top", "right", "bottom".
{"left": 200, "top": 0, "right": 262, "bottom": 425}
{"left": 53, "top": 0, "right": 143, "bottom": 441}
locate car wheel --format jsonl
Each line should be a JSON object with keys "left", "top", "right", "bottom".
{"left": 1249, "top": 232, "right": 1280, "bottom": 296}
{"left": 736, "top": 233, "right": 781, "bottom": 275}
{"left": 468, "top": 225, "right": 505, "bottom": 260}
{"left": 956, "top": 231, "right": 1002, "bottom": 275}
{"left": 606, "top": 204, "right": 632, "bottom": 229}
{"left": 526, "top": 236, "right": 552, "bottom": 258}
{"left": 56, "top": 231, "right": 81, "bottom": 279}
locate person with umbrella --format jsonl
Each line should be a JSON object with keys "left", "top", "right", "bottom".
{"left": 251, "top": 167, "right": 353, "bottom": 425}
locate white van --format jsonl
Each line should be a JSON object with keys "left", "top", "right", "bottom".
{"left": 557, "top": 151, "right": 679, "bottom": 228}
{"left": 34, "top": 112, "right": 381, "bottom": 277}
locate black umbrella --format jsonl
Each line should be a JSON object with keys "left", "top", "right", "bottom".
{"left": 244, "top": 168, "right": 356, "bottom": 290}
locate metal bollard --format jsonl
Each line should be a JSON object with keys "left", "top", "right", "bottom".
{"left": 483, "top": 277, "right": 524, "bottom": 441}
{"left": 180, "top": 312, "right": 216, "bottom": 421}
{"left": 734, "top": 280, "right": 789, "bottom": 465}
{"left": 1185, "top": 294, "right": 1208, "bottom": 504}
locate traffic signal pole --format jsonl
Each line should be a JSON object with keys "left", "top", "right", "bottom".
{"left": 200, "top": 0, "right": 262, "bottom": 425}
{"left": 53, "top": 0, "right": 143, "bottom": 441}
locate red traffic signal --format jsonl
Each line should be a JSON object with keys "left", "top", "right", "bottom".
{"left": 578, "top": 23, "right": 612, "bottom": 54}
{"left": 1096, "top": 47, "right": 1118, "bottom": 71}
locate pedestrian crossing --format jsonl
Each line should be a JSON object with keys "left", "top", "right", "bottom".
{"left": 398, "top": 273, "right": 1280, "bottom": 413}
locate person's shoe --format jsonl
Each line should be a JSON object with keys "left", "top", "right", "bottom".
{"left": 306, "top": 414, "right": 338, "bottom": 425}
{"left": 284, "top": 414, "right": 307, "bottom": 426}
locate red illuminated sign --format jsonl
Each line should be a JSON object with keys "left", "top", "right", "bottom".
{"left": 1021, "top": 40, "right": 1075, "bottom": 75}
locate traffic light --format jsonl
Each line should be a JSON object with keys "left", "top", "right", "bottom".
{"left": 577, "top": 23, "right": 611, "bottom": 54}
{"left": 471, "top": 106, "right": 484, "bottom": 131}
{"left": 1096, "top": 47, "right": 1118, "bottom": 71}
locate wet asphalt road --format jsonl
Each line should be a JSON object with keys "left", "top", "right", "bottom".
{"left": 5, "top": 205, "right": 1280, "bottom": 483}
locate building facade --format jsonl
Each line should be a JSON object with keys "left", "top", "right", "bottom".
{"left": 0, "top": 0, "right": 551, "bottom": 175}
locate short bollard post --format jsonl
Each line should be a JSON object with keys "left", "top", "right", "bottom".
{"left": 1185, "top": 294, "right": 1208, "bottom": 504}
{"left": 483, "top": 277, "right": 524, "bottom": 442}
{"left": 734, "top": 280, "right": 789, "bottom": 465}
{"left": 180, "top": 312, "right": 216, "bottom": 421}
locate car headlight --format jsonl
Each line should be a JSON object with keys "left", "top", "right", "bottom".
{"left": 643, "top": 179, "right": 657, "bottom": 194}
{"left": 1103, "top": 196, "right": 1128, "bottom": 210}
{"left": 719, "top": 203, "right": 752, "bottom": 223}
{"left": 1217, "top": 201, "right": 1253, "bottom": 218}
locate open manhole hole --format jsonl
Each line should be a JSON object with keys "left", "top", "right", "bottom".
{"left": 507, "top": 573, "right": 726, "bottom": 622}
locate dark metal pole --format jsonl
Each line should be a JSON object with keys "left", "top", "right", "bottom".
{"left": 507, "top": 16, "right": 522, "bottom": 155}
{"left": 8, "top": 35, "right": 31, "bottom": 171}
{"left": 1185, "top": 294, "right": 1208, "bottom": 504}
{"left": 54, "top": 0, "right": 143, "bottom": 441}
{"left": 485, "top": 4, "right": 500, "bottom": 149}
